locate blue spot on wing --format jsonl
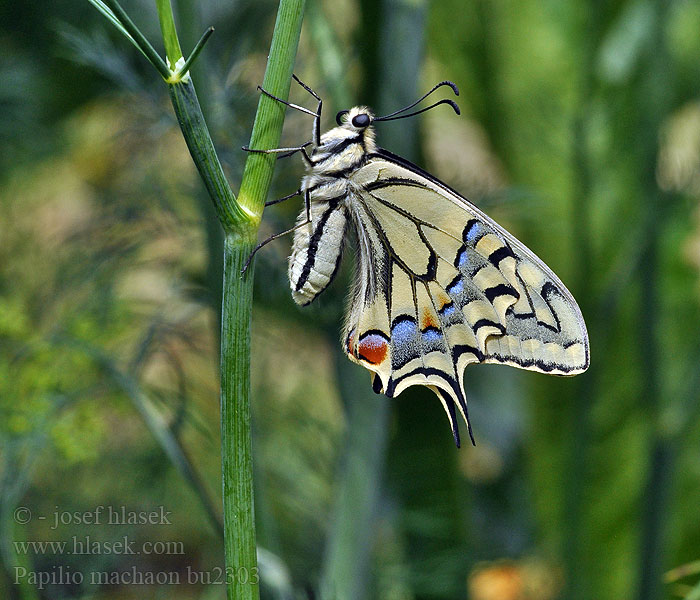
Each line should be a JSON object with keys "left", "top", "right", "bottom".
{"left": 440, "top": 303, "right": 456, "bottom": 317}
{"left": 391, "top": 318, "right": 418, "bottom": 344}
{"left": 464, "top": 220, "right": 483, "bottom": 244}
{"left": 447, "top": 276, "right": 465, "bottom": 296}
{"left": 456, "top": 247, "right": 469, "bottom": 269}
{"left": 390, "top": 316, "right": 420, "bottom": 368}
{"left": 422, "top": 328, "right": 442, "bottom": 343}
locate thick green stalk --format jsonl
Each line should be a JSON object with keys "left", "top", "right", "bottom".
{"left": 155, "top": 2, "right": 305, "bottom": 599}
{"left": 237, "top": 0, "right": 306, "bottom": 218}
{"left": 220, "top": 232, "right": 258, "bottom": 599}
{"left": 220, "top": 3, "right": 305, "bottom": 600}
{"left": 95, "top": 1, "right": 305, "bottom": 597}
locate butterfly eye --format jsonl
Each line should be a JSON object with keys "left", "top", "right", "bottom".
{"left": 351, "top": 113, "right": 371, "bottom": 128}
{"left": 335, "top": 110, "right": 349, "bottom": 125}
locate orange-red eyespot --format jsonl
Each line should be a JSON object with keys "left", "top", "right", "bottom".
{"left": 358, "top": 332, "right": 389, "bottom": 365}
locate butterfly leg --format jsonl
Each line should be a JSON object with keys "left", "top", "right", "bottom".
{"left": 246, "top": 76, "right": 323, "bottom": 157}
{"left": 256, "top": 85, "right": 318, "bottom": 118}
{"left": 240, "top": 141, "right": 312, "bottom": 161}
{"left": 242, "top": 143, "right": 310, "bottom": 155}
{"left": 255, "top": 75, "right": 323, "bottom": 146}
{"left": 241, "top": 143, "right": 314, "bottom": 166}
{"left": 265, "top": 188, "right": 302, "bottom": 207}
{"left": 241, "top": 190, "right": 311, "bottom": 274}
{"left": 291, "top": 73, "right": 322, "bottom": 102}
{"left": 291, "top": 74, "right": 323, "bottom": 146}
{"left": 275, "top": 143, "right": 312, "bottom": 160}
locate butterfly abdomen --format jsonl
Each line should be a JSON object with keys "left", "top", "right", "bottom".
{"left": 289, "top": 188, "right": 348, "bottom": 306}
{"left": 288, "top": 123, "right": 376, "bottom": 306}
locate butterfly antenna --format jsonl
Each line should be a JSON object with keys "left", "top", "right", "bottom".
{"left": 374, "top": 80, "right": 459, "bottom": 122}
{"left": 374, "top": 98, "right": 460, "bottom": 122}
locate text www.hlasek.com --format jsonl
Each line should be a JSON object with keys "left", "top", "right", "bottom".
{"left": 14, "top": 536, "right": 184, "bottom": 556}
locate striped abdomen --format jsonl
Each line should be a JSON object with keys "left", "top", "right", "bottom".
{"left": 289, "top": 193, "right": 348, "bottom": 305}
{"left": 289, "top": 125, "right": 370, "bottom": 305}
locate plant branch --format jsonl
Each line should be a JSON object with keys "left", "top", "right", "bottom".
{"left": 237, "top": 0, "right": 307, "bottom": 219}
{"left": 176, "top": 26, "right": 215, "bottom": 80}
{"left": 168, "top": 80, "right": 249, "bottom": 231}
{"left": 101, "top": 0, "right": 170, "bottom": 79}
{"left": 217, "top": 3, "right": 306, "bottom": 600}
{"left": 155, "top": 0, "right": 184, "bottom": 67}
{"left": 92, "top": 3, "right": 306, "bottom": 599}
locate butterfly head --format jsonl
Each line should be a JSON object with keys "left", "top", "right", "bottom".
{"left": 335, "top": 107, "right": 375, "bottom": 131}
{"left": 330, "top": 106, "right": 377, "bottom": 151}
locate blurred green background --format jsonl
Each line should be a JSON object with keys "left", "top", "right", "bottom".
{"left": 2, "top": 0, "right": 700, "bottom": 598}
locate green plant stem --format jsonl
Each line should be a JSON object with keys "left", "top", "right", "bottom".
{"left": 156, "top": 0, "right": 247, "bottom": 233}
{"left": 97, "top": 2, "right": 305, "bottom": 597}
{"left": 237, "top": 0, "right": 306, "bottom": 218}
{"left": 177, "top": 27, "right": 215, "bottom": 79}
{"left": 156, "top": 2, "right": 305, "bottom": 599}
{"left": 218, "top": 3, "right": 305, "bottom": 600}
{"left": 220, "top": 233, "right": 258, "bottom": 599}
{"left": 168, "top": 80, "right": 248, "bottom": 232}
{"left": 101, "top": 0, "right": 170, "bottom": 78}
{"left": 87, "top": 0, "right": 143, "bottom": 55}
{"left": 155, "top": 0, "right": 184, "bottom": 66}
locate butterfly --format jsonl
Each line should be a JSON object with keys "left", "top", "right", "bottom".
{"left": 245, "top": 75, "right": 589, "bottom": 447}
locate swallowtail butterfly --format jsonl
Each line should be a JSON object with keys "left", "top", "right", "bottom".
{"left": 246, "top": 76, "right": 589, "bottom": 446}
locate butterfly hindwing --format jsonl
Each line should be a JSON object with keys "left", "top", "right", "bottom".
{"left": 344, "top": 255, "right": 475, "bottom": 446}
{"left": 341, "top": 150, "right": 589, "bottom": 443}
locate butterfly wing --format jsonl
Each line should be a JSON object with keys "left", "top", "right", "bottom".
{"left": 342, "top": 149, "right": 589, "bottom": 446}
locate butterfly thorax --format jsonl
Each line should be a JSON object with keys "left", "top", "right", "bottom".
{"left": 289, "top": 108, "right": 378, "bottom": 305}
{"left": 307, "top": 108, "right": 377, "bottom": 177}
